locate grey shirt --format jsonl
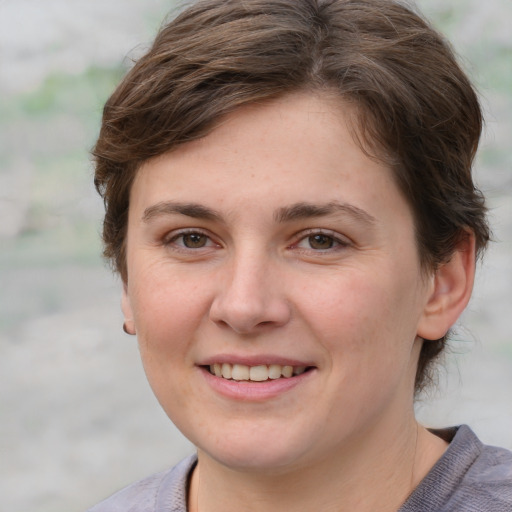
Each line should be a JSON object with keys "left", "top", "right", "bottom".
{"left": 88, "top": 425, "right": 512, "bottom": 511}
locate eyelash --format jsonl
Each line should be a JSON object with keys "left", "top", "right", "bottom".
{"left": 162, "top": 228, "right": 350, "bottom": 254}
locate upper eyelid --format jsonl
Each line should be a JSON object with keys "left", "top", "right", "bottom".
{"left": 165, "top": 227, "right": 210, "bottom": 237}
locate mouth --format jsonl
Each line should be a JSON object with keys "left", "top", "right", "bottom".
{"left": 204, "top": 363, "right": 313, "bottom": 382}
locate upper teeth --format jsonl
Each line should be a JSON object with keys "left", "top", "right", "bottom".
{"left": 209, "top": 363, "right": 307, "bottom": 381}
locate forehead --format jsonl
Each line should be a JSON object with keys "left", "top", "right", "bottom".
{"left": 130, "top": 92, "right": 411, "bottom": 227}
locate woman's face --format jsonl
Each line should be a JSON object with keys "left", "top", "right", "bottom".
{"left": 123, "top": 92, "right": 436, "bottom": 472}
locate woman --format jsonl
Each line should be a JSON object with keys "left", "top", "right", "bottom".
{"left": 89, "top": 0, "right": 512, "bottom": 510}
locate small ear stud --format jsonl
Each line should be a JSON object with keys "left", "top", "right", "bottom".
{"left": 123, "top": 322, "right": 136, "bottom": 335}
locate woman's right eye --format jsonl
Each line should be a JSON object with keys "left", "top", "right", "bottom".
{"left": 165, "top": 231, "right": 216, "bottom": 250}
{"left": 303, "top": 233, "right": 337, "bottom": 250}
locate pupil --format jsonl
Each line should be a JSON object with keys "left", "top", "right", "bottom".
{"left": 184, "top": 233, "right": 206, "bottom": 248}
{"left": 309, "top": 234, "right": 333, "bottom": 250}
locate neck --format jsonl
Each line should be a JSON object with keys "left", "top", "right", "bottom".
{"left": 188, "top": 416, "right": 447, "bottom": 512}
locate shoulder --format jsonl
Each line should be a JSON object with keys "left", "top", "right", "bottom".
{"left": 452, "top": 427, "right": 512, "bottom": 510}
{"left": 401, "top": 425, "right": 512, "bottom": 512}
{"left": 87, "top": 455, "right": 197, "bottom": 512}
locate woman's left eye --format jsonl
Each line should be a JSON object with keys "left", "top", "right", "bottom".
{"left": 180, "top": 233, "right": 209, "bottom": 248}
{"left": 295, "top": 232, "right": 348, "bottom": 251}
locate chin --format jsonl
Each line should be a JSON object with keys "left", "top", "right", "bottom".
{"left": 202, "top": 446, "right": 307, "bottom": 474}
{"left": 193, "top": 425, "right": 318, "bottom": 474}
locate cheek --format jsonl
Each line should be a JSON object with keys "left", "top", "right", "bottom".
{"left": 297, "top": 272, "right": 394, "bottom": 336}
{"left": 130, "top": 266, "right": 211, "bottom": 356}
{"left": 130, "top": 275, "right": 203, "bottom": 415}
{"left": 299, "top": 268, "right": 422, "bottom": 369}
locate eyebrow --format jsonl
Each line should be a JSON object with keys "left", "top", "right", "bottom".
{"left": 142, "top": 200, "right": 376, "bottom": 226}
{"left": 274, "top": 201, "right": 376, "bottom": 225}
{"left": 142, "top": 201, "right": 222, "bottom": 222}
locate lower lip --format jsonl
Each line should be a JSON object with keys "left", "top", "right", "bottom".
{"left": 199, "top": 367, "right": 315, "bottom": 401}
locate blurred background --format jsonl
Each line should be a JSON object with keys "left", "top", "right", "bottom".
{"left": 0, "top": 0, "right": 510, "bottom": 511}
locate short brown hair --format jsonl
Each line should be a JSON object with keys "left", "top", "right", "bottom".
{"left": 93, "top": 0, "right": 490, "bottom": 393}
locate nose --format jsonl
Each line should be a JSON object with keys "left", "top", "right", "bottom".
{"left": 209, "top": 250, "right": 292, "bottom": 334}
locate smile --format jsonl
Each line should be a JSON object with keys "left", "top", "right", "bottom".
{"left": 208, "top": 363, "right": 309, "bottom": 381}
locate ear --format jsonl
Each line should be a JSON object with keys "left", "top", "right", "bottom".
{"left": 417, "top": 232, "right": 476, "bottom": 341}
{"left": 121, "top": 282, "right": 136, "bottom": 335}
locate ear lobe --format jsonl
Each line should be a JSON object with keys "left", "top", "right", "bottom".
{"left": 121, "top": 282, "right": 136, "bottom": 335}
{"left": 417, "top": 233, "right": 476, "bottom": 341}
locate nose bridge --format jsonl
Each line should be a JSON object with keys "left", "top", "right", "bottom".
{"left": 209, "top": 242, "right": 290, "bottom": 333}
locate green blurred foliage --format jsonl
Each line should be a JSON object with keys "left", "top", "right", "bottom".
{"left": 0, "top": 66, "right": 127, "bottom": 332}
{"left": 19, "top": 66, "right": 124, "bottom": 119}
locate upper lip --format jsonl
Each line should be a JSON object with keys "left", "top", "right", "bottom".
{"left": 198, "top": 354, "right": 315, "bottom": 367}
